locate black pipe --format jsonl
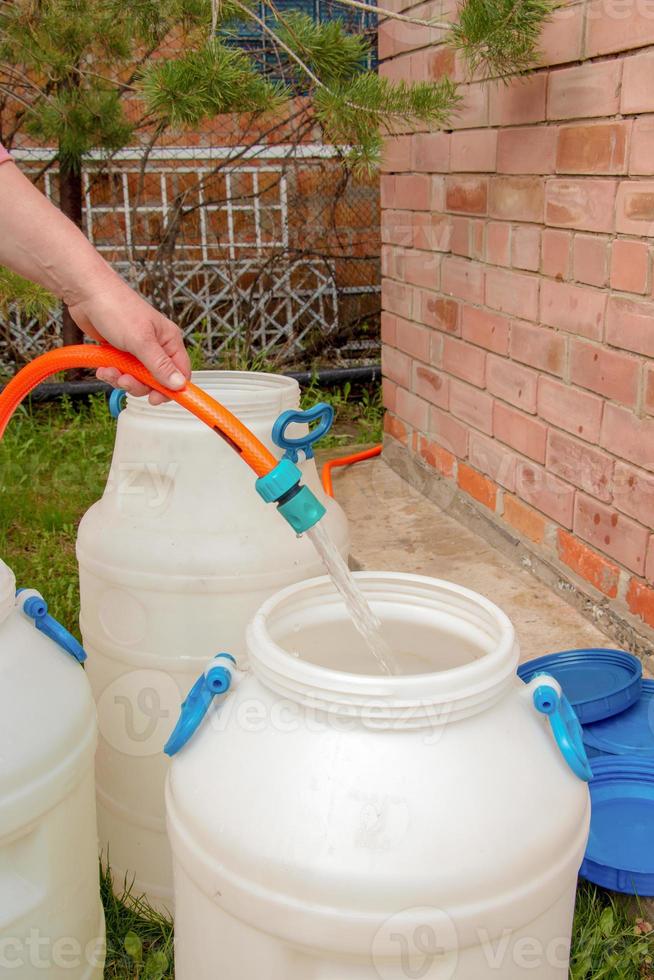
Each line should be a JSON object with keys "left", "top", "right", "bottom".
{"left": 0, "top": 364, "right": 381, "bottom": 403}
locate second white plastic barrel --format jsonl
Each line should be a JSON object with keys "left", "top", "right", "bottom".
{"left": 0, "top": 558, "right": 104, "bottom": 978}
{"left": 167, "top": 573, "right": 590, "bottom": 979}
{"left": 77, "top": 371, "right": 349, "bottom": 911}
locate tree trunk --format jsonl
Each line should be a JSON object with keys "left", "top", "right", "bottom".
{"left": 58, "top": 163, "right": 85, "bottom": 348}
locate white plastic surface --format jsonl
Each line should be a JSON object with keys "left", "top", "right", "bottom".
{"left": 77, "top": 371, "right": 349, "bottom": 910}
{"left": 168, "top": 573, "right": 590, "bottom": 979}
{"left": 0, "top": 559, "right": 104, "bottom": 978}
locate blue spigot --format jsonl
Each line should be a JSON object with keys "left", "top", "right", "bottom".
{"left": 164, "top": 653, "right": 238, "bottom": 756}
{"left": 533, "top": 681, "right": 593, "bottom": 781}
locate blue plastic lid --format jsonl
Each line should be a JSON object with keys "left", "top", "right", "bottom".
{"left": 580, "top": 756, "right": 654, "bottom": 895}
{"left": 517, "top": 649, "right": 642, "bottom": 725}
{"left": 582, "top": 679, "right": 654, "bottom": 759}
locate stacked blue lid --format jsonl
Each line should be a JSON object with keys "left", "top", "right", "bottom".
{"left": 519, "top": 648, "right": 654, "bottom": 895}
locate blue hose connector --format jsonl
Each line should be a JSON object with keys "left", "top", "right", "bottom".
{"left": 255, "top": 459, "right": 326, "bottom": 534}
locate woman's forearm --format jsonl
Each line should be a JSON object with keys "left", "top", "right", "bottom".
{"left": 0, "top": 161, "right": 119, "bottom": 305}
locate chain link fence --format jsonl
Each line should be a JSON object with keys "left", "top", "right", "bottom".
{"left": 1, "top": 144, "right": 381, "bottom": 373}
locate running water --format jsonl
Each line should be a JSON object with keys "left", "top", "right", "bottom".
{"left": 306, "top": 521, "right": 399, "bottom": 676}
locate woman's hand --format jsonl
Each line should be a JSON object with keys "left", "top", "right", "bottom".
{"left": 69, "top": 276, "right": 192, "bottom": 406}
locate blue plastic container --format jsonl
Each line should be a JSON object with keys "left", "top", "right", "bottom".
{"left": 580, "top": 756, "right": 654, "bottom": 895}
{"left": 517, "top": 649, "right": 642, "bottom": 725}
{"left": 582, "top": 679, "right": 654, "bottom": 760}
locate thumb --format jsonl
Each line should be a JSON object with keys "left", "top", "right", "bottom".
{"left": 136, "top": 335, "right": 187, "bottom": 391}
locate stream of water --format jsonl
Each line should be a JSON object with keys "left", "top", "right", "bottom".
{"left": 306, "top": 521, "right": 399, "bottom": 676}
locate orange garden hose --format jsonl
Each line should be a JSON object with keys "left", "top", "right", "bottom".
{"left": 321, "top": 445, "right": 382, "bottom": 497}
{"left": 0, "top": 345, "right": 278, "bottom": 478}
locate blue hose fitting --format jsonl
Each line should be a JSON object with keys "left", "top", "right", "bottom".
{"left": 255, "top": 459, "right": 326, "bottom": 534}
{"left": 16, "top": 588, "right": 87, "bottom": 663}
{"left": 164, "top": 653, "right": 237, "bottom": 756}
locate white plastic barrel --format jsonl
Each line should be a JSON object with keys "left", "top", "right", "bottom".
{"left": 0, "top": 558, "right": 104, "bottom": 978}
{"left": 167, "top": 572, "right": 591, "bottom": 979}
{"left": 77, "top": 371, "right": 349, "bottom": 911}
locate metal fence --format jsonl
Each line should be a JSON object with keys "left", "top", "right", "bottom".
{"left": 1, "top": 145, "right": 381, "bottom": 371}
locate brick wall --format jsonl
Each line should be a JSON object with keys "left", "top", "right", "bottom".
{"left": 380, "top": 0, "right": 654, "bottom": 645}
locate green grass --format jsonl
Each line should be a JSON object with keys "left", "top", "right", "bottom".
{"left": 1, "top": 392, "right": 653, "bottom": 978}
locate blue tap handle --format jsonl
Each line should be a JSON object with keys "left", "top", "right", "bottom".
{"left": 533, "top": 683, "right": 593, "bottom": 782}
{"left": 17, "top": 589, "right": 87, "bottom": 663}
{"left": 271, "top": 403, "right": 334, "bottom": 463}
{"left": 164, "top": 653, "right": 236, "bottom": 756}
{"left": 109, "top": 388, "right": 127, "bottom": 418}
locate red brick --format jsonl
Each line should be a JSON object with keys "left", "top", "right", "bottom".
{"left": 486, "top": 268, "right": 539, "bottom": 321}
{"left": 546, "top": 179, "right": 617, "bottom": 233}
{"left": 450, "top": 129, "right": 497, "bottom": 173}
{"left": 412, "top": 212, "right": 453, "bottom": 252}
{"left": 547, "top": 61, "right": 622, "bottom": 120}
{"left": 587, "top": 0, "right": 654, "bottom": 58}
{"left": 646, "top": 365, "right": 654, "bottom": 415}
{"left": 541, "top": 228, "right": 571, "bottom": 280}
{"left": 486, "top": 222, "right": 511, "bottom": 267}
{"left": 424, "top": 47, "right": 457, "bottom": 82}
{"left": 573, "top": 235, "right": 609, "bottom": 288}
{"left": 382, "top": 377, "right": 397, "bottom": 412}
{"left": 515, "top": 460, "right": 575, "bottom": 527}
{"left": 382, "top": 278, "right": 413, "bottom": 319}
{"left": 457, "top": 463, "right": 498, "bottom": 511}
{"left": 382, "top": 345, "right": 411, "bottom": 387}
{"left": 413, "top": 363, "right": 450, "bottom": 409}
{"left": 403, "top": 250, "right": 442, "bottom": 290}
{"left": 557, "top": 530, "right": 620, "bottom": 598}
{"left": 556, "top": 122, "right": 630, "bottom": 175}
{"left": 511, "top": 321, "right": 566, "bottom": 376}
{"left": 494, "top": 402, "right": 547, "bottom": 463}
{"left": 429, "top": 406, "right": 469, "bottom": 458}
{"left": 539, "top": 3, "right": 584, "bottom": 65}
{"left": 441, "top": 257, "right": 484, "bottom": 304}
{"left": 384, "top": 174, "right": 433, "bottom": 210}
{"left": 540, "top": 280, "right": 606, "bottom": 341}
{"left": 614, "top": 461, "right": 654, "bottom": 528}
{"left": 414, "top": 433, "right": 455, "bottom": 477}
{"left": 381, "top": 311, "right": 397, "bottom": 346}
{"left": 489, "top": 74, "right": 547, "bottom": 127}
{"left": 395, "top": 317, "right": 430, "bottom": 361}
{"left": 647, "top": 538, "right": 654, "bottom": 585}
{"left": 384, "top": 412, "right": 409, "bottom": 446}
{"left": 626, "top": 577, "right": 654, "bottom": 628}
{"left": 445, "top": 176, "right": 488, "bottom": 215}
{"left": 570, "top": 340, "right": 640, "bottom": 408}
{"left": 462, "top": 306, "right": 510, "bottom": 354}
{"left": 504, "top": 494, "right": 547, "bottom": 544}
{"left": 382, "top": 209, "right": 412, "bottom": 247}
{"left": 574, "top": 493, "right": 648, "bottom": 575}
{"left": 396, "top": 386, "right": 429, "bottom": 431}
{"left": 538, "top": 376, "right": 603, "bottom": 443}
{"left": 547, "top": 430, "right": 614, "bottom": 503}
{"left": 381, "top": 135, "right": 412, "bottom": 173}
{"left": 629, "top": 118, "right": 654, "bottom": 176}
{"left": 512, "top": 225, "right": 541, "bottom": 272}
{"left": 487, "top": 355, "right": 538, "bottom": 413}
{"left": 616, "top": 180, "right": 654, "bottom": 236}
{"left": 450, "top": 380, "right": 493, "bottom": 435}
{"left": 442, "top": 336, "right": 486, "bottom": 387}
{"left": 454, "top": 82, "right": 489, "bottom": 130}
{"left": 450, "top": 217, "right": 471, "bottom": 258}
{"left": 469, "top": 431, "right": 518, "bottom": 491}
{"left": 419, "top": 290, "right": 460, "bottom": 334}
{"left": 470, "top": 220, "right": 485, "bottom": 261}
{"left": 602, "top": 404, "right": 654, "bottom": 473}
{"left": 411, "top": 132, "right": 450, "bottom": 172}
{"left": 622, "top": 52, "right": 654, "bottom": 114}
{"left": 489, "top": 176, "right": 545, "bottom": 223}
{"left": 606, "top": 295, "right": 654, "bottom": 357}
{"left": 496, "top": 127, "right": 557, "bottom": 176}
